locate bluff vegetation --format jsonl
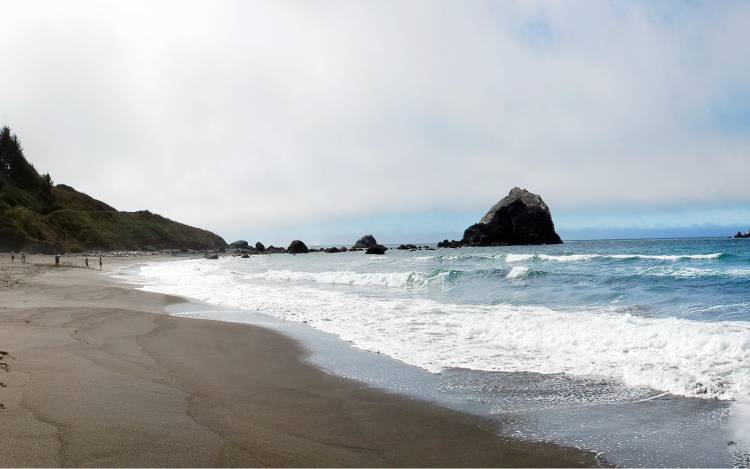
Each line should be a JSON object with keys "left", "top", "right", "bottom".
{"left": 0, "top": 127, "right": 226, "bottom": 253}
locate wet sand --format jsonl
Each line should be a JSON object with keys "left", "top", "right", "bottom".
{"left": 0, "top": 255, "right": 598, "bottom": 467}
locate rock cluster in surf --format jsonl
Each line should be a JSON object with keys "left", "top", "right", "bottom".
{"left": 222, "top": 188, "right": 562, "bottom": 258}
{"left": 224, "top": 234, "right": 385, "bottom": 256}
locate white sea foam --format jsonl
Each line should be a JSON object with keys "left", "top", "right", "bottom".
{"left": 609, "top": 253, "right": 723, "bottom": 261}
{"left": 538, "top": 253, "right": 601, "bottom": 262}
{"left": 505, "top": 254, "right": 535, "bottom": 262}
{"left": 505, "top": 253, "right": 724, "bottom": 263}
{"left": 133, "top": 258, "right": 750, "bottom": 401}
{"left": 506, "top": 266, "right": 531, "bottom": 279}
{"left": 249, "top": 269, "right": 422, "bottom": 288}
{"left": 637, "top": 266, "right": 750, "bottom": 279}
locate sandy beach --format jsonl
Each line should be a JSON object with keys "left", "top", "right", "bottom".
{"left": 0, "top": 255, "right": 597, "bottom": 467}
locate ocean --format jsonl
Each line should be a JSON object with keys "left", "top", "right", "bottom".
{"left": 119, "top": 238, "right": 750, "bottom": 467}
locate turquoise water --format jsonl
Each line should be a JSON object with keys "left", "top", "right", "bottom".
{"left": 418, "top": 238, "right": 749, "bottom": 322}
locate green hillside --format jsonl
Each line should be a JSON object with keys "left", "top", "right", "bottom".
{"left": 0, "top": 127, "right": 227, "bottom": 253}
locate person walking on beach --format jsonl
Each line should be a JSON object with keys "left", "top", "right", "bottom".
{"left": 85, "top": 257, "right": 89, "bottom": 268}
{"left": 10, "top": 251, "right": 14, "bottom": 263}
{"left": 21, "top": 252, "right": 26, "bottom": 263}
{"left": 54, "top": 254, "right": 60, "bottom": 266}
{"left": 99, "top": 255, "right": 103, "bottom": 270}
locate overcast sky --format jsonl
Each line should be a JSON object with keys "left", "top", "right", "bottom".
{"left": 2, "top": 0, "right": 749, "bottom": 244}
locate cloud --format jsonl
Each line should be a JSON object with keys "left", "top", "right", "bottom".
{"left": 1, "top": 0, "right": 749, "bottom": 240}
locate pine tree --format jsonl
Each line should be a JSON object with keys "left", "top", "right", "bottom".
{"left": 41, "top": 172, "right": 53, "bottom": 197}
{"left": 0, "top": 126, "right": 43, "bottom": 189}
{"left": 0, "top": 127, "right": 13, "bottom": 175}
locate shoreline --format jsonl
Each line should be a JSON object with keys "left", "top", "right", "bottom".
{"left": 0, "top": 255, "right": 598, "bottom": 467}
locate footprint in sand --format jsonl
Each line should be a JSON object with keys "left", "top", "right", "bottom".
{"left": 0, "top": 363, "right": 8, "bottom": 372}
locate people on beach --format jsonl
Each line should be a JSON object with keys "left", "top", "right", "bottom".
{"left": 54, "top": 254, "right": 60, "bottom": 267}
{"left": 99, "top": 255, "right": 103, "bottom": 270}
{"left": 10, "top": 251, "right": 14, "bottom": 263}
{"left": 21, "top": 251, "right": 26, "bottom": 263}
{"left": 85, "top": 258, "right": 89, "bottom": 268}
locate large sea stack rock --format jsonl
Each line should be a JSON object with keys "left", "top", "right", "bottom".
{"left": 255, "top": 241, "right": 266, "bottom": 252}
{"left": 287, "top": 240, "right": 309, "bottom": 253}
{"left": 462, "top": 187, "right": 562, "bottom": 246}
{"left": 352, "top": 234, "right": 378, "bottom": 250}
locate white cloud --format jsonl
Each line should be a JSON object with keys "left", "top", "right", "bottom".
{"left": 1, "top": 0, "right": 749, "bottom": 239}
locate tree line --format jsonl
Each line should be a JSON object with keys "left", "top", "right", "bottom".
{"left": 0, "top": 126, "right": 53, "bottom": 198}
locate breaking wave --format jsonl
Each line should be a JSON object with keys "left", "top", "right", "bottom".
{"left": 133, "top": 257, "right": 750, "bottom": 401}
{"left": 506, "top": 253, "right": 724, "bottom": 262}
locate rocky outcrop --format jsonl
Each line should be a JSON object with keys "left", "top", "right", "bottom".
{"left": 461, "top": 188, "right": 562, "bottom": 246}
{"left": 228, "top": 240, "right": 249, "bottom": 249}
{"left": 396, "top": 244, "right": 433, "bottom": 251}
{"left": 255, "top": 242, "right": 266, "bottom": 252}
{"left": 352, "top": 234, "right": 378, "bottom": 250}
{"left": 437, "top": 239, "right": 461, "bottom": 249}
{"left": 287, "top": 240, "right": 309, "bottom": 254}
{"left": 365, "top": 244, "right": 387, "bottom": 255}
{"left": 204, "top": 253, "right": 219, "bottom": 260}
{"left": 735, "top": 230, "right": 750, "bottom": 239}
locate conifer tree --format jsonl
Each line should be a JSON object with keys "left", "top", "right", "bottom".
{"left": 0, "top": 126, "right": 43, "bottom": 189}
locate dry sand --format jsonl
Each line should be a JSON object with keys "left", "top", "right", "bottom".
{"left": 0, "top": 255, "right": 598, "bottom": 467}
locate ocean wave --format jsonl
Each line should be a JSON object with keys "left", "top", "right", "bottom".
{"left": 609, "top": 253, "right": 723, "bottom": 261}
{"left": 505, "top": 254, "right": 535, "bottom": 263}
{"left": 248, "top": 269, "right": 420, "bottom": 288}
{"left": 636, "top": 266, "right": 750, "bottom": 279}
{"left": 253, "top": 266, "right": 549, "bottom": 286}
{"left": 506, "top": 266, "right": 545, "bottom": 279}
{"left": 246, "top": 268, "right": 477, "bottom": 288}
{"left": 505, "top": 253, "right": 723, "bottom": 263}
{"left": 134, "top": 258, "right": 750, "bottom": 401}
{"left": 506, "top": 266, "right": 531, "bottom": 278}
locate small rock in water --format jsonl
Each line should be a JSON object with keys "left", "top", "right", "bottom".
{"left": 437, "top": 239, "right": 461, "bottom": 249}
{"left": 366, "top": 244, "right": 387, "bottom": 255}
{"left": 287, "top": 240, "right": 309, "bottom": 254}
